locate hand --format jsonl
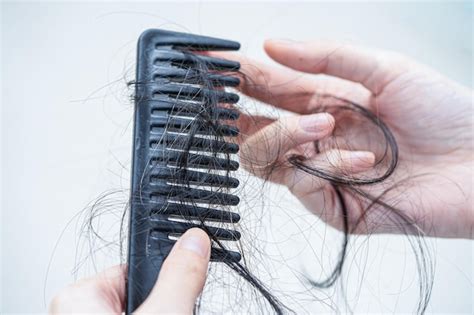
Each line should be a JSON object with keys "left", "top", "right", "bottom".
{"left": 49, "top": 228, "right": 211, "bottom": 314}
{"left": 215, "top": 40, "right": 473, "bottom": 239}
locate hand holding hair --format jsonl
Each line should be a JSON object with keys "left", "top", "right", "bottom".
{"left": 49, "top": 228, "right": 211, "bottom": 314}
{"left": 214, "top": 40, "right": 473, "bottom": 239}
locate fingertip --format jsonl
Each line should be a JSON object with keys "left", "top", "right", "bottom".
{"left": 326, "top": 113, "right": 336, "bottom": 130}
{"left": 263, "top": 38, "right": 276, "bottom": 50}
{"left": 176, "top": 228, "right": 211, "bottom": 260}
{"left": 263, "top": 38, "right": 271, "bottom": 49}
{"left": 264, "top": 39, "right": 301, "bottom": 58}
{"left": 136, "top": 229, "right": 211, "bottom": 314}
{"left": 263, "top": 39, "right": 277, "bottom": 59}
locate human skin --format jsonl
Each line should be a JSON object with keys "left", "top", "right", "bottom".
{"left": 49, "top": 228, "right": 211, "bottom": 314}
{"left": 212, "top": 40, "right": 473, "bottom": 239}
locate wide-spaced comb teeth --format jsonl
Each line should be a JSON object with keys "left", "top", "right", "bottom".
{"left": 149, "top": 168, "right": 240, "bottom": 188}
{"left": 150, "top": 203, "right": 240, "bottom": 222}
{"left": 152, "top": 83, "right": 240, "bottom": 103}
{"left": 149, "top": 184, "right": 240, "bottom": 206}
{"left": 150, "top": 115, "right": 239, "bottom": 136}
{"left": 153, "top": 66, "right": 240, "bottom": 87}
{"left": 150, "top": 133, "right": 239, "bottom": 153}
{"left": 149, "top": 220, "right": 241, "bottom": 241}
{"left": 151, "top": 100, "right": 240, "bottom": 120}
{"left": 146, "top": 233, "right": 242, "bottom": 262}
{"left": 127, "top": 29, "right": 242, "bottom": 314}
{"left": 210, "top": 247, "right": 242, "bottom": 262}
{"left": 154, "top": 49, "right": 240, "bottom": 71}
{"left": 150, "top": 150, "right": 240, "bottom": 171}
{"left": 146, "top": 30, "right": 240, "bottom": 51}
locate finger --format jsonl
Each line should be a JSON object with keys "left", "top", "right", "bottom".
{"left": 209, "top": 51, "right": 371, "bottom": 113}
{"left": 240, "top": 112, "right": 335, "bottom": 179}
{"left": 304, "top": 149, "right": 376, "bottom": 179}
{"left": 235, "top": 112, "right": 274, "bottom": 143}
{"left": 49, "top": 265, "right": 126, "bottom": 313}
{"left": 264, "top": 39, "right": 410, "bottom": 94}
{"left": 136, "top": 228, "right": 211, "bottom": 314}
{"left": 283, "top": 149, "right": 374, "bottom": 230}
{"left": 284, "top": 149, "right": 375, "bottom": 197}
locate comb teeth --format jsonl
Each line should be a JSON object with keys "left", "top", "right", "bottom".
{"left": 149, "top": 168, "right": 240, "bottom": 188}
{"left": 150, "top": 149, "right": 240, "bottom": 170}
{"left": 154, "top": 49, "right": 240, "bottom": 71}
{"left": 152, "top": 83, "right": 240, "bottom": 103}
{"left": 150, "top": 203, "right": 240, "bottom": 222}
{"left": 149, "top": 220, "right": 241, "bottom": 241}
{"left": 153, "top": 65, "right": 240, "bottom": 87}
{"left": 149, "top": 183, "right": 240, "bottom": 206}
{"left": 140, "top": 29, "right": 241, "bottom": 51}
{"left": 150, "top": 115, "right": 239, "bottom": 136}
{"left": 141, "top": 29, "right": 241, "bottom": 241}
{"left": 147, "top": 232, "right": 242, "bottom": 262}
{"left": 151, "top": 99, "right": 240, "bottom": 120}
{"left": 150, "top": 133, "right": 239, "bottom": 154}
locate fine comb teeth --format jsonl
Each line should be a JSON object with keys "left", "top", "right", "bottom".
{"left": 127, "top": 29, "right": 241, "bottom": 313}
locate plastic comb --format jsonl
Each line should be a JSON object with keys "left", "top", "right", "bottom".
{"left": 127, "top": 29, "right": 242, "bottom": 313}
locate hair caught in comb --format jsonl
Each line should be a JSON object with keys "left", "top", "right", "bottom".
{"left": 127, "top": 29, "right": 288, "bottom": 314}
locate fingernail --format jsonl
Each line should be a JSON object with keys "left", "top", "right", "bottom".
{"left": 179, "top": 230, "right": 210, "bottom": 258}
{"left": 299, "top": 113, "right": 334, "bottom": 134}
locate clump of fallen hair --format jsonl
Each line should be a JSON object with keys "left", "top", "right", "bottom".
{"left": 234, "top": 76, "right": 434, "bottom": 313}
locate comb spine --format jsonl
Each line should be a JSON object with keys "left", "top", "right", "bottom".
{"left": 126, "top": 33, "right": 160, "bottom": 314}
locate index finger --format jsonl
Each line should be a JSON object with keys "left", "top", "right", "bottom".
{"left": 264, "top": 39, "right": 410, "bottom": 94}
{"left": 209, "top": 51, "right": 371, "bottom": 114}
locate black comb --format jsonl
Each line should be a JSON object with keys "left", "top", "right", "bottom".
{"left": 127, "top": 29, "right": 242, "bottom": 313}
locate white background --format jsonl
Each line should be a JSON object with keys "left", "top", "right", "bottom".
{"left": 1, "top": 1, "right": 473, "bottom": 314}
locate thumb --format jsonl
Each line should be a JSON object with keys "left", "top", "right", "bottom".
{"left": 136, "top": 228, "right": 211, "bottom": 314}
